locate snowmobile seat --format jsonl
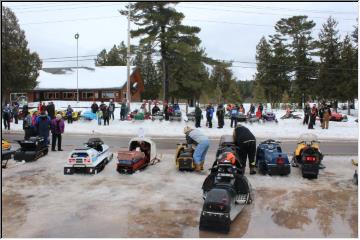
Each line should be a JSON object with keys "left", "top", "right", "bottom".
{"left": 86, "top": 138, "right": 104, "bottom": 152}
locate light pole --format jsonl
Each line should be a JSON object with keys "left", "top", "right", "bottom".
{"left": 126, "top": 3, "right": 131, "bottom": 104}
{"left": 75, "top": 33, "right": 79, "bottom": 102}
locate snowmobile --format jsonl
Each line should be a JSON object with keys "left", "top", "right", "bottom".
{"left": 247, "top": 113, "right": 260, "bottom": 124}
{"left": 169, "top": 109, "right": 182, "bottom": 121}
{"left": 186, "top": 111, "right": 196, "bottom": 122}
{"left": 175, "top": 143, "right": 195, "bottom": 171}
{"left": 64, "top": 138, "right": 113, "bottom": 175}
{"left": 352, "top": 159, "right": 358, "bottom": 185}
{"left": 200, "top": 135, "right": 253, "bottom": 233}
{"left": 2, "top": 139, "right": 15, "bottom": 168}
{"left": 330, "top": 112, "right": 347, "bottom": 122}
{"left": 81, "top": 111, "right": 97, "bottom": 120}
{"left": 117, "top": 137, "right": 160, "bottom": 174}
{"left": 262, "top": 111, "right": 278, "bottom": 123}
{"left": 14, "top": 136, "right": 48, "bottom": 162}
{"left": 236, "top": 112, "right": 247, "bottom": 122}
{"left": 256, "top": 139, "right": 290, "bottom": 175}
{"left": 291, "top": 133, "right": 323, "bottom": 179}
{"left": 151, "top": 111, "right": 164, "bottom": 121}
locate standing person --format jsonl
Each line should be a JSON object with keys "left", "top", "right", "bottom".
{"left": 12, "top": 102, "right": 19, "bottom": 124}
{"left": 96, "top": 110, "right": 102, "bottom": 125}
{"left": 313, "top": 104, "right": 318, "bottom": 126}
{"left": 216, "top": 104, "right": 225, "bottom": 129}
{"left": 36, "top": 111, "right": 51, "bottom": 146}
{"left": 183, "top": 126, "right": 209, "bottom": 172}
{"left": 206, "top": 104, "right": 214, "bottom": 128}
{"left": 322, "top": 104, "right": 331, "bottom": 129}
{"left": 91, "top": 101, "right": 99, "bottom": 114}
{"left": 108, "top": 99, "right": 115, "bottom": 120}
{"left": 31, "top": 111, "right": 38, "bottom": 135}
{"left": 303, "top": 102, "right": 311, "bottom": 125}
{"left": 230, "top": 105, "right": 239, "bottom": 128}
{"left": 239, "top": 104, "right": 245, "bottom": 114}
{"left": 195, "top": 104, "right": 202, "bottom": 128}
{"left": 249, "top": 103, "right": 255, "bottom": 115}
{"left": 22, "top": 104, "right": 29, "bottom": 117}
{"left": 23, "top": 112, "right": 33, "bottom": 140}
{"left": 233, "top": 123, "right": 257, "bottom": 175}
{"left": 164, "top": 102, "right": 169, "bottom": 121}
{"left": 318, "top": 104, "right": 324, "bottom": 126}
{"left": 308, "top": 105, "right": 317, "bottom": 129}
{"left": 47, "top": 101, "right": 55, "bottom": 120}
{"left": 2, "top": 104, "right": 11, "bottom": 130}
{"left": 41, "top": 102, "right": 47, "bottom": 114}
{"left": 66, "top": 105, "right": 73, "bottom": 124}
{"left": 103, "top": 106, "right": 110, "bottom": 126}
{"left": 99, "top": 101, "right": 106, "bottom": 112}
{"left": 120, "top": 99, "right": 127, "bottom": 121}
{"left": 50, "top": 114, "right": 65, "bottom": 151}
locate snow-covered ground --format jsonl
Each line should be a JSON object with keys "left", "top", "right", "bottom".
{"left": 2, "top": 151, "right": 357, "bottom": 237}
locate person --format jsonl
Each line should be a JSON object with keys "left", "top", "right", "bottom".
{"left": 239, "top": 104, "right": 245, "bottom": 114}
{"left": 12, "top": 102, "right": 19, "bottom": 124}
{"left": 183, "top": 126, "right": 209, "bottom": 172}
{"left": 23, "top": 111, "right": 33, "bottom": 140}
{"left": 230, "top": 105, "right": 239, "bottom": 128}
{"left": 22, "top": 104, "right": 29, "bottom": 117}
{"left": 50, "top": 114, "right": 65, "bottom": 151}
{"left": 91, "top": 101, "right": 99, "bottom": 114}
{"left": 233, "top": 123, "right": 257, "bottom": 175}
{"left": 258, "top": 103, "right": 263, "bottom": 114}
{"left": 96, "top": 110, "right": 102, "bottom": 125}
{"left": 66, "top": 105, "right": 73, "bottom": 124}
{"left": 164, "top": 102, "right": 169, "bottom": 121}
{"left": 152, "top": 104, "right": 160, "bottom": 115}
{"left": 36, "top": 111, "right": 51, "bottom": 146}
{"left": 303, "top": 103, "right": 311, "bottom": 125}
{"left": 2, "top": 104, "right": 11, "bottom": 130}
{"left": 47, "top": 101, "right": 55, "bottom": 120}
{"left": 103, "top": 106, "right": 110, "bottom": 126}
{"left": 100, "top": 101, "right": 106, "bottom": 111}
{"left": 31, "top": 111, "right": 38, "bottom": 135}
{"left": 322, "top": 104, "right": 331, "bottom": 129}
{"left": 313, "top": 104, "right": 318, "bottom": 126}
{"left": 308, "top": 105, "right": 317, "bottom": 129}
{"left": 195, "top": 104, "right": 202, "bottom": 128}
{"left": 206, "top": 104, "right": 214, "bottom": 128}
{"left": 120, "top": 99, "right": 127, "bottom": 121}
{"left": 216, "top": 104, "right": 225, "bottom": 129}
{"left": 108, "top": 99, "right": 115, "bottom": 120}
{"left": 249, "top": 103, "right": 255, "bottom": 115}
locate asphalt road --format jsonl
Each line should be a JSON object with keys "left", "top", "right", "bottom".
{"left": 3, "top": 132, "right": 358, "bottom": 156}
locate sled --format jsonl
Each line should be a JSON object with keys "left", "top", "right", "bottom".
{"left": 14, "top": 136, "right": 48, "bottom": 162}
{"left": 175, "top": 143, "right": 195, "bottom": 171}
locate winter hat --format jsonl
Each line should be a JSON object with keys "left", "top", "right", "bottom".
{"left": 56, "top": 114, "right": 62, "bottom": 120}
{"left": 183, "top": 126, "right": 192, "bottom": 134}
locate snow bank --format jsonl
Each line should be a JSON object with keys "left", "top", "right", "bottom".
{"left": 6, "top": 101, "right": 358, "bottom": 141}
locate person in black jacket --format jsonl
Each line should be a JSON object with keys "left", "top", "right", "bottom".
{"left": 152, "top": 104, "right": 160, "bottom": 115}
{"left": 91, "top": 101, "right": 99, "bottom": 113}
{"left": 216, "top": 104, "right": 225, "bottom": 128}
{"left": 233, "top": 123, "right": 256, "bottom": 175}
{"left": 195, "top": 104, "right": 202, "bottom": 128}
{"left": 108, "top": 99, "right": 115, "bottom": 120}
{"left": 47, "top": 101, "right": 56, "bottom": 119}
{"left": 303, "top": 103, "right": 311, "bottom": 125}
{"left": 164, "top": 102, "right": 169, "bottom": 121}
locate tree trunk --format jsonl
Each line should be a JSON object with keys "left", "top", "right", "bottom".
{"left": 160, "top": 25, "right": 169, "bottom": 102}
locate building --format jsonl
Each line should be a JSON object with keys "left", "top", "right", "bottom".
{"left": 25, "top": 66, "right": 144, "bottom": 102}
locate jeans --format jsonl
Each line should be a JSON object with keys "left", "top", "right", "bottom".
{"left": 98, "top": 116, "right": 102, "bottom": 125}
{"left": 109, "top": 111, "right": 114, "bottom": 120}
{"left": 193, "top": 139, "right": 209, "bottom": 164}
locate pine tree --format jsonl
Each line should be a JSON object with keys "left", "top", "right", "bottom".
{"left": 274, "top": 16, "right": 316, "bottom": 104}
{"left": 95, "top": 49, "right": 108, "bottom": 66}
{"left": 2, "top": 6, "right": 42, "bottom": 103}
{"left": 316, "top": 17, "right": 341, "bottom": 102}
{"left": 121, "top": 3, "right": 201, "bottom": 101}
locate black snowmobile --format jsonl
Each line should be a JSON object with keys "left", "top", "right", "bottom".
{"left": 14, "top": 136, "right": 48, "bottom": 162}
{"left": 200, "top": 135, "right": 253, "bottom": 233}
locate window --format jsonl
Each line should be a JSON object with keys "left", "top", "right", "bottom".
{"left": 102, "top": 91, "right": 115, "bottom": 99}
{"left": 82, "top": 92, "right": 94, "bottom": 99}
{"left": 44, "top": 92, "right": 58, "bottom": 100}
{"left": 63, "top": 92, "right": 77, "bottom": 100}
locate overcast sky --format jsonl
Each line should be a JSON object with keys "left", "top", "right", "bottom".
{"left": 3, "top": 1, "right": 358, "bottom": 80}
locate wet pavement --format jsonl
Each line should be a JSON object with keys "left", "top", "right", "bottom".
{"left": 1, "top": 151, "right": 358, "bottom": 238}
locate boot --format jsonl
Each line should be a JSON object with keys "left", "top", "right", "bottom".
{"left": 200, "top": 161, "right": 204, "bottom": 171}
{"left": 250, "top": 166, "right": 257, "bottom": 175}
{"left": 195, "top": 164, "right": 201, "bottom": 172}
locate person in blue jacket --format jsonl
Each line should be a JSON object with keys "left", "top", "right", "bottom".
{"left": 206, "top": 104, "right": 214, "bottom": 128}
{"left": 36, "top": 111, "right": 51, "bottom": 146}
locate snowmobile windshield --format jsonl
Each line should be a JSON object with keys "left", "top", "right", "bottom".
{"left": 71, "top": 152, "right": 89, "bottom": 158}
{"left": 298, "top": 133, "right": 319, "bottom": 144}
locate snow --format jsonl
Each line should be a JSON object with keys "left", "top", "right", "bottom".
{"left": 35, "top": 66, "right": 136, "bottom": 90}
{"left": 5, "top": 101, "right": 358, "bottom": 141}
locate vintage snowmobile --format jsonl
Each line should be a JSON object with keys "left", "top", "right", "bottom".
{"left": 151, "top": 111, "right": 164, "bottom": 121}
{"left": 175, "top": 143, "right": 195, "bottom": 171}
{"left": 64, "top": 138, "right": 113, "bottom": 175}
{"left": 2, "top": 139, "right": 15, "bottom": 168}
{"left": 186, "top": 111, "right": 196, "bottom": 122}
{"left": 256, "top": 139, "right": 290, "bottom": 175}
{"left": 117, "top": 137, "right": 160, "bottom": 174}
{"left": 236, "top": 112, "right": 248, "bottom": 122}
{"left": 14, "top": 136, "right": 48, "bottom": 162}
{"left": 262, "top": 111, "right": 278, "bottom": 123}
{"left": 291, "top": 133, "right": 323, "bottom": 179}
{"left": 200, "top": 135, "right": 253, "bottom": 233}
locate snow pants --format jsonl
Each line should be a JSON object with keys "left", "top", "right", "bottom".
{"left": 52, "top": 133, "right": 62, "bottom": 151}
{"left": 207, "top": 116, "right": 212, "bottom": 128}
{"left": 303, "top": 114, "right": 309, "bottom": 125}
{"left": 193, "top": 139, "right": 210, "bottom": 165}
{"left": 236, "top": 140, "right": 256, "bottom": 170}
{"left": 195, "top": 117, "right": 201, "bottom": 128}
